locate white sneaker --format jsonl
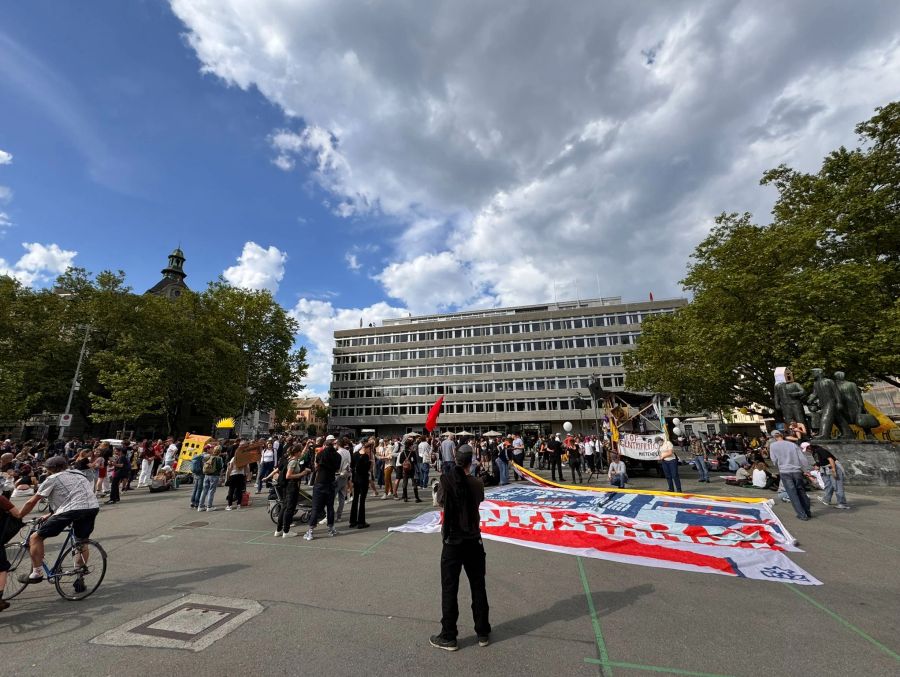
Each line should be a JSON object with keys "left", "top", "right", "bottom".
{"left": 274, "top": 530, "right": 283, "bottom": 537}
{"left": 303, "top": 531, "right": 313, "bottom": 541}
{"left": 282, "top": 531, "right": 299, "bottom": 538}
{"left": 381, "top": 494, "right": 389, "bottom": 500}
{"left": 206, "top": 506, "right": 217, "bottom": 512}
{"left": 197, "top": 506, "right": 205, "bottom": 512}
{"left": 225, "top": 506, "right": 233, "bottom": 511}
{"left": 818, "top": 498, "right": 830, "bottom": 506}
{"left": 236, "top": 505, "right": 241, "bottom": 510}
{"left": 328, "top": 528, "right": 338, "bottom": 537}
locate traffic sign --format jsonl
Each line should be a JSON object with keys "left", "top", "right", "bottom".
{"left": 59, "top": 413, "right": 73, "bottom": 427}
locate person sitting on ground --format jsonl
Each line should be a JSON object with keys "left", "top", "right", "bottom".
{"left": 607, "top": 455, "right": 628, "bottom": 488}
{"left": 751, "top": 462, "right": 775, "bottom": 490}
{"left": 735, "top": 463, "right": 752, "bottom": 486}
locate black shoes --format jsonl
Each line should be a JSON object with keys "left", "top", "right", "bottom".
{"left": 415, "top": 498, "right": 422, "bottom": 503}
{"left": 17, "top": 573, "right": 43, "bottom": 585}
{"left": 0, "top": 599, "right": 9, "bottom": 612}
{"left": 429, "top": 635, "right": 458, "bottom": 651}
{"left": 357, "top": 523, "right": 370, "bottom": 529}
{"left": 73, "top": 577, "right": 87, "bottom": 594}
{"left": 477, "top": 635, "right": 490, "bottom": 647}
{"left": 104, "top": 500, "right": 119, "bottom": 505}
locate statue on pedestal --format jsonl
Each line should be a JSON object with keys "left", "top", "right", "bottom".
{"left": 834, "top": 372, "right": 875, "bottom": 440}
{"left": 807, "top": 368, "right": 845, "bottom": 439}
{"left": 773, "top": 367, "right": 807, "bottom": 428}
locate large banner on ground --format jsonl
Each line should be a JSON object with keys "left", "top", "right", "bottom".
{"left": 617, "top": 433, "right": 663, "bottom": 461}
{"left": 389, "top": 484, "right": 821, "bottom": 585}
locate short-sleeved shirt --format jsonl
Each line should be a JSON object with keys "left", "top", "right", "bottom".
{"left": 315, "top": 447, "right": 341, "bottom": 485}
{"left": 812, "top": 447, "right": 836, "bottom": 469}
{"left": 37, "top": 470, "right": 99, "bottom": 514}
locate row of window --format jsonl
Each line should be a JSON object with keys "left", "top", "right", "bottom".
{"left": 331, "top": 374, "right": 625, "bottom": 400}
{"left": 332, "top": 355, "right": 626, "bottom": 381}
{"left": 331, "top": 394, "right": 621, "bottom": 418}
{"left": 334, "top": 333, "right": 640, "bottom": 364}
{"left": 335, "top": 309, "right": 677, "bottom": 347}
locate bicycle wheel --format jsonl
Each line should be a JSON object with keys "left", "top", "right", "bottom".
{"left": 269, "top": 502, "right": 282, "bottom": 525}
{"left": 53, "top": 540, "right": 107, "bottom": 601}
{"left": 3, "top": 542, "right": 29, "bottom": 600}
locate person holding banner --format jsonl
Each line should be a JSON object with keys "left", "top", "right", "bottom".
{"left": 657, "top": 437, "right": 682, "bottom": 493}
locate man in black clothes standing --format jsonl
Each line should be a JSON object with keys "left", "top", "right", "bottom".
{"left": 430, "top": 445, "right": 491, "bottom": 652}
{"left": 304, "top": 435, "right": 342, "bottom": 540}
{"left": 547, "top": 435, "right": 564, "bottom": 483}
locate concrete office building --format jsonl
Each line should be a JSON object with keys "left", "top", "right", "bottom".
{"left": 329, "top": 296, "right": 688, "bottom": 438}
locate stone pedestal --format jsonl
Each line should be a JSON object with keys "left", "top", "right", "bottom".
{"left": 817, "top": 440, "right": 899, "bottom": 486}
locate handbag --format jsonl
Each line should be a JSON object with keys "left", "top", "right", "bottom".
{"left": 1, "top": 510, "right": 24, "bottom": 545}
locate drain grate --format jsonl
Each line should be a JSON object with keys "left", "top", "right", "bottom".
{"left": 173, "top": 521, "right": 209, "bottom": 530}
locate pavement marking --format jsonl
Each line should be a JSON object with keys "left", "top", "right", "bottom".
{"left": 361, "top": 531, "right": 393, "bottom": 556}
{"left": 91, "top": 594, "right": 263, "bottom": 652}
{"left": 141, "top": 534, "right": 174, "bottom": 544}
{"left": 171, "top": 525, "right": 271, "bottom": 534}
{"left": 583, "top": 658, "right": 733, "bottom": 677}
{"left": 787, "top": 586, "right": 900, "bottom": 663}
{"left": 577, "top": 556, "right": 612, "bottom": 677}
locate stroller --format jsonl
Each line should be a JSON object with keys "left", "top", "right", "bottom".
{"left": 268, "top": 483, "right": 313, "bottom": 526}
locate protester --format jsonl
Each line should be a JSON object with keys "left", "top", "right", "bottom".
{"left": 380, "top": 440, "right": 396, "bottom": 500}
{"left": 225, "top": 451, "right": 250, "bottom": 511}
{"left": 430, "top": 445, "right": 491, "bottom": 652}
{"left": 657, "top": 437, "right": 682, "bottom": 493}
{"left": 607, "top": 455, "right": 627, "bottom": 488}
{"left": 305, "top": 435, "right": 341, "bottom": 540}
{"left": 768, "top": 430, "right": 812, "bottom": 521}
{"left": 197, "top": 445, "right": 224, "bottom": 512}
{"left": 398, "top": 439, "right": 422, "bottom": 502}
{"left": 547, "top": 435, "right": 564, "bottom": 483}
{"left": 277, "top": 445, "right": 310, "bottom": 537}
{"left": 335, "top": 437, "right": 352, "bottom": 521}
{"left": 809, "top": 443, "right": 850, "bottom": 510}
{"left": 349, "top": 440, "right": 372, "bottom": 529}
{"left": 417, "top": 436, "right": 432, "bottom": 488}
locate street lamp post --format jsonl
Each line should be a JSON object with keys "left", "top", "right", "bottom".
{"left": 58, "top": 324, "right": 90, "bottom": 440}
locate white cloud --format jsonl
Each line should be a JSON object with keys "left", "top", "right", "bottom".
{"left": 222, "top": 241, "right": 287, "bottom": 292}
{"left": 344, "top": 252, "right": 361, "bottom": 271}
{"left": 290, "top": 298, "right": 409, "bottom": 398}
{"left": 0, "top": 212, "right": 11, "bottom": 231}
{"left": 0, "top": 186, "right": 12, "bottom": 203}
{"left": 0, "top": 242, "right": 77, "bottom": 286}
{"left": 0, "top": 150, "right": 11, "bottom": 165}
{"left": 173, "top": 1, "right": 900, "bottom": 312}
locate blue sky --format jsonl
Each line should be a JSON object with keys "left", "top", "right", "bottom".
{"left": 2, "top": 1, "right": 898, "bottom": 396}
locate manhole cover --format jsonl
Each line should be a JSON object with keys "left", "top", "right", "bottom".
{"left": 173, "top": 521, "right": 209, "bottom": 530}
{"left": 92, "top": 595, "right": 263, "bottom": 651}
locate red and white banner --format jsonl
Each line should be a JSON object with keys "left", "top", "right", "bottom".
{"left": 389, "top": 484, "right": 820, "bottom": 585}
{"left": 617, "top": 433, "right": 663, "bottom": 461}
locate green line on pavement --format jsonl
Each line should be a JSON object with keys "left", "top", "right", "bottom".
{"left": 577, "top": 556, "right": 612, "bottom": 676}
{"left": 361, "top": 531, "right": 393, "bottom": 557}
{"left": 787, "top": 586, "right": 900, "bottom": 663}
{"left": 583, "top": 658, "right": 733, "bottom": 677}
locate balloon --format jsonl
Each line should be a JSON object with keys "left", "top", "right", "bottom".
{"left": 672, "top": 418, "right": 681, "bottom": 425}
{"left": 563, "top": 421, "right": 573, "bottom": 432}
{"left": 672, "top": 426, "right": 682, "bottom": 437}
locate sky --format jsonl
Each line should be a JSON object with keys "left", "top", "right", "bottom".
{"left": 2, "top": 1, "right": 899, "bottom": 399}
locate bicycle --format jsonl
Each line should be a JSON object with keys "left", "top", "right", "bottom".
{"left": 4, "top": 519, "right": 107, "bottom": 601}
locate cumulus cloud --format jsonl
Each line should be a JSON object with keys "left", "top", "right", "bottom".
{"left": 0, "top": 242, "right": 77, "bottom": 287}
{"left": 172, "top": 0, "right": 900, "bottom": 311}
{"left": 0, "top": 150, "right": 11, "bottom": 165}
{"left": 290, "top": 298, "right": 409, "bottom": 398}
{"left": 222, "top": 241, "right": 287, "bottom": 292}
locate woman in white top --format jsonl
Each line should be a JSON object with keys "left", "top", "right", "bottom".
{"left": 657, "top": 437, "right": 682, "bottom": 493}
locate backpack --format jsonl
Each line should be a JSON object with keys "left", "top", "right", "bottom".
{"left": 190, "top": 454, "right": 205, "bottom": 474}
{"left": 202, "top": 455, "right": 219, "bottom": 475}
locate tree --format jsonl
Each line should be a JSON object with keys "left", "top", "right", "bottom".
{"left": 89, "top": 358, "right": 164, "bottom": 430}
{"left": 626, "top": 102, "right": 900, "bottom": 413}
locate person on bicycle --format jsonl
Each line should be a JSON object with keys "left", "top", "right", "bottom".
{"left": 15, "top": 456, "right": 99, "bottom": 585}
{"left": 0, "top": 492, "right": 26, "bottom": 610}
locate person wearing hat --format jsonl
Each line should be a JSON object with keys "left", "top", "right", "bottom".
{"left": 15, "top": 456, "right": 100, "bottom": 585}
{"left": 768, "top": 430, "right": 812, "bottom": 520}
{"left": 429, "top": 445, "right": 491, "bottom": 652}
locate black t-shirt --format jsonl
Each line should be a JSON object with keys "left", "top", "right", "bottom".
{"left": 812, "top": 447, "right": 835, "bottom": 469}
{"left": 439, "top": 473, "right": 485, "bottom": 544}
{"left": 351, "top": 452, "right": 371, "bottom": 484}
{"left": 547, "top": 439, "right": 563, "bottom": 461}
{"left": 315, "top": 446, "right": 341, "bottom": 485}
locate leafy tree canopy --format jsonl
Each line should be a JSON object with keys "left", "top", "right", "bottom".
{"left": 626, "top": 102, "right": 900, "bottom": 413}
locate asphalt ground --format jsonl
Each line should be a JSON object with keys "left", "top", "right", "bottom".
{"left": 1, "top": 466, "right": 898, "bottom": 677}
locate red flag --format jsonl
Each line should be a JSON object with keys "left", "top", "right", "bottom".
{"left": 649, "top": 291, "right": 654, "bottom": 301}
{"left": 425, "top": 396, "right": 444, "bottom": 432}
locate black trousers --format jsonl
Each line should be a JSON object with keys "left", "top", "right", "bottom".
{"left": 550, "top": 460, "right": 563, "bottom": 482}
{"left": 570, "top": 459, "right": 582, "bottom": 483}
{"left": 310, "top": 482, "right": 336, "bottom": 529}
{"left": 109, "top": 474, "right": 121, "bottom": 502}
{"left": 440, "top": 538, "right": 491, "bottom": 640}
{"left": 227, "top": 474, "right": 247, "bottom": 507}
{"left": 349, "top": 480, "right": 367, "bottom": 525}
{"left": 401, "top": 472, "right": 420, "bottom": 500}
{"left": 279, "top": 483, "right": 299, "bottom": 532}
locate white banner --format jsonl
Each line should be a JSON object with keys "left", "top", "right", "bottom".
{"left": 618, "top": 433, "right": 663, "bottom": 461}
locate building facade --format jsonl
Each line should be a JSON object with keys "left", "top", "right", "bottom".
{"left": 286, "top": 396, "right": 327, "bottom": 435}
{"left": 329, "top": 296, "right": 687, "bottom": 438}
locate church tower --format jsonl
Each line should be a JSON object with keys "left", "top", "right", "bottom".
{"left": 146, "top": 247, "right": 190, "bottom": 299}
